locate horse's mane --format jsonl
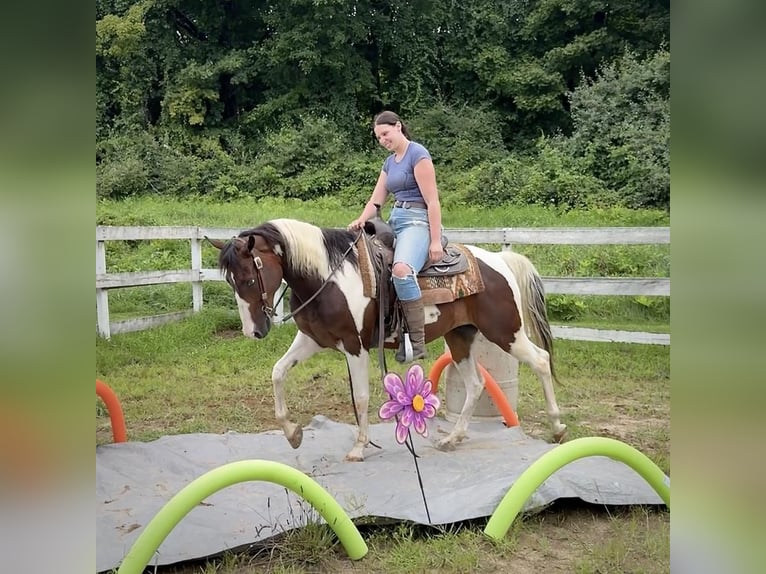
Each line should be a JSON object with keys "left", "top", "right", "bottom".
{"left": 234, "top": 219, "right": 358, "bottom": 279}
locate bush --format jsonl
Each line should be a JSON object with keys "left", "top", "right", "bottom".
{"left": 96, "top": 154, "right": 149, "bottom": 199}
{"left": 248, "top": 116, "right": 357, "bottom": 199}
{"left": 445, "top": 143, "right": 610, "bottom": 209}
{"left": 564, "top": 48, "right": 670, "bottom": 208}
{"left": 407, "top": 103, "right": 507, "bottom": 169}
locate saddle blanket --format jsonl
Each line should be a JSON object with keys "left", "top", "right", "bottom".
{"left": 357, "top": 238, "right": 485, "bottom": 305}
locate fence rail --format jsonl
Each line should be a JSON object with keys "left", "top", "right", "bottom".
{"left": 96, "top": 226, "right": 670, "bottom": 344}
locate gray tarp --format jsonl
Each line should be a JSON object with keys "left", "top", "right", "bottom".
{"left": 96, "top": 415, "right": 664, "bottom": 572}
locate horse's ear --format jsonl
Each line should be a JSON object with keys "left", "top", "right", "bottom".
{"left": 205, "top": 236, "right": 227, "bottom": 250}
{"left": 247, "top": 235, "right": 256, "bottom": 252}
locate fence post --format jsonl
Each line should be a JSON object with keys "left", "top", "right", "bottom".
{"left": 502, "top": 227, "right": 513, "bottom": 252}
{"left": 96, "top": 239, "right": 111, "bottom": 339}
{"left": 191, "top": 235, "right": 203, "bottom": 312}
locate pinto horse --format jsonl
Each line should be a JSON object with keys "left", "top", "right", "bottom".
{"left": 210, "top": 218, "right": 566, "bottom": 461}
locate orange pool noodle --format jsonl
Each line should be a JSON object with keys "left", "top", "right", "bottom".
{"left": 428, "top": 353, "right": 519, "bottom": 427}
{"left": 96, "top": 379, "right": 128, "bottom": 443}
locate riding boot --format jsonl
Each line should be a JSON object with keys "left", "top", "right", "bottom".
{"left": 396, "top": 298, "right": 426, "bottom": 363}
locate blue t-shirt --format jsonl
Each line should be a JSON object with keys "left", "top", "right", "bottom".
{"left": 381, "top": 141, "right": 431, "bottom": 203}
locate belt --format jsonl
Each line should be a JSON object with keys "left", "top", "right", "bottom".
{"left": 393, "top": 200, "right": 427, "bottom": 209}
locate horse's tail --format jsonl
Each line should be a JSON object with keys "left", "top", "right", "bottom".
{"left": 498, "top": 250, "right": 559, "bottom": 384}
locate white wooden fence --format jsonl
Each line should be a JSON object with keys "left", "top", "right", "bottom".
{"left": 96, "top": 226, "right": 670, "bottom": 344}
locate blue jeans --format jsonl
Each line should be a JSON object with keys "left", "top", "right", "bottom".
{"left": 388, "top": 206, "right": 431, "bottom": 301}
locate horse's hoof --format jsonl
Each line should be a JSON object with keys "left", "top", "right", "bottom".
{"left": 435, "top": 438, "right": 457, "bottom": 452}
{"left": 553, "top": 424, "right": 568, "bottom": 443}
{"left": 345, "top": 452, "right": 364, "bottom": 462}
{"left": 286, "top": 426, "right": 303, "bottom": 449}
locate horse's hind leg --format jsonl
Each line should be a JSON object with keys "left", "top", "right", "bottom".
{"left": 272, "top": 331, "right": 324, "bottom": 449}
{"left": 435, "top": 328, "right": 485, "bottom": 451}
{"left": 510, "top": 333, "right": 567, "bottom": 441}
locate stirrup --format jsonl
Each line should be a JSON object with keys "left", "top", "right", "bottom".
{"left": 395, "top": 333, "right": 425, "bottom": 363}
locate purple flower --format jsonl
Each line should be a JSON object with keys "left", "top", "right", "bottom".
{"left": 378, "top": 364, "right": 441, "bottom": 444}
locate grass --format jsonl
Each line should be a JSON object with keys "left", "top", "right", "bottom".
{"left": 97, "top": 198, "right": 669, "bottom": 572}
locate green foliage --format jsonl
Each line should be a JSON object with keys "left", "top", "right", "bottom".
{"left": 96, "top": 130, "right": 261, "bottom": 199}
{"left": 547, "top": 295, "right": 588, "bottom": 321}
{"left": 563, "top": 48, "right": 670, "bottom": 208}
{"left": 248, "top": 116, "right": 377, "bottom": 200}
{"left": 164, "top": 51, "right": 249, "bottom": 127}
{"left": 446, "top": 143, "right": 609, "bottom": 209}
{"left": 96, "top": 1, "right": 670, "bottom": 209}
{"left": 408, "top": 103, "right": 507, "bottom": 169}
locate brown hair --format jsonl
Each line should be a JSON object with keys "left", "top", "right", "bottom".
{"left": 374, "top": 110, "right": 411, "bottom": 138}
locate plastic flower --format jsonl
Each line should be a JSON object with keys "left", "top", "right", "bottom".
{"left": 378, "top": 364, "right": 440, "bottom": 444}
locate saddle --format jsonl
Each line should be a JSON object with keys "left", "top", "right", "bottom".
{"left": 359, "top": 214, "right": 485, "bottom": 350}
{"left": 362, "top": 216, "right": 469, "bottom": 278}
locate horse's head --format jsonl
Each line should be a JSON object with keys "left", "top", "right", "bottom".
{"left": 208, "top": 234, "right": 284, "bottom": 339}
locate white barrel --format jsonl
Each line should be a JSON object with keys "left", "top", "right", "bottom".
{"left": 443, "top": 333, "right": 519, "bottom": 423}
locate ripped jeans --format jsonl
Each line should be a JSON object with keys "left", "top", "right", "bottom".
{"left": 388, "top": 206, "right": 431, "bottom": 301}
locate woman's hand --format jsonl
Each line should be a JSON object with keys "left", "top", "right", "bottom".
{"left": 348, "top": 218, "right": 365, "bottom": 231}
{"left": 428, "top": 239, "right": 444, "bottom": 263}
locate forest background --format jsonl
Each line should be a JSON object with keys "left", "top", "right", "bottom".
{"left": 96, "top": 0, "right": 670, "bottom": 211}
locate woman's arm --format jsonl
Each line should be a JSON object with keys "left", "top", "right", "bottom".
{"left": 414, "top": 158, "right": 444, "bottom": 262}
{"left": 349, "top": 171, "right": 388, "bottom": 230}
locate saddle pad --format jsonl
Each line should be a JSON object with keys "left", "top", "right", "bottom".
{"left": 419, "top": 244, "right": 485, "bottom": 305}
{"left": 357, "top": 234, "right": 379, "bottom": 299}
{"left": 359, "top": 239, "right": 485, "bottom": 305}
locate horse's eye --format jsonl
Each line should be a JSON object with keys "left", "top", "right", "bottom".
{"left": 246, "top": 279, "right": 256, "bottom": 287}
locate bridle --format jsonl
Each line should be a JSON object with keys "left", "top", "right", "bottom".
{"left": 246, "top": 254, "right": 274, "bottom": 318}
{"left": 241, "top": 231, "right": 362, "bottom": 323}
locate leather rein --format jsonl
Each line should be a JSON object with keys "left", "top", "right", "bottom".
{"left": 247, "top": 231, "right": 362, "bottom": 324}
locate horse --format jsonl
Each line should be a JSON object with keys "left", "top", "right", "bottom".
{"left": 209, "top": 218, "right": 566, "bottom": 461}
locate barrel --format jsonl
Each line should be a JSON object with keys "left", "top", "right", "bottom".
{"left": 443, "top": 333, "right": 519, "bottom": 423}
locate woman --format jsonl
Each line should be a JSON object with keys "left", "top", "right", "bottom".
{"left": 349, "top": 111, "right": 444, "bottom": 362}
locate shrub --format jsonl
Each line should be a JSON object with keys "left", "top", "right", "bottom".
{"left": 247, "top": 115, "right": 360, "bottom": 199}
{"left": 564, "top": 48, "right": 670, "bottom": 209}
{"left": 408, "top": 103, "right": 507, "bottom": 169}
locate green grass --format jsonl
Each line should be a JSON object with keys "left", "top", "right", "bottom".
{"left": 97, "top": 195, "right": 670, "bottom": 228}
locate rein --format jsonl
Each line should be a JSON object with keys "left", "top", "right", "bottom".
{"left": 253, "top": 231, "right": 362, "bottom": 324}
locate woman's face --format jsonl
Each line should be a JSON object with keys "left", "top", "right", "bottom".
{"left": 374, "top": 122, "right": 402, "bottom": 151}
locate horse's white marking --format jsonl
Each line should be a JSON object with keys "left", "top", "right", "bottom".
{"left": 424, "top": 304, "right": 440, "bottom": 324}
{"left": 331, "top": 260, "right": 370, "bottom": 336}
{"left": 272, "top": 331, "right": 324, "bottom": 446}
{"left": 467, "top": 245, "right": 519, "bottom": 291}
{"left": 437, "top": 352, "right": 485, "bottom": 448}
{"left": 234, "top": 291, "right": 256, "bottom": 338}
{"left": 467, "top": 246, "right": 523, "bottom": 330}
{"left": 270, "top": 219, "right": 330, "bottom": 277}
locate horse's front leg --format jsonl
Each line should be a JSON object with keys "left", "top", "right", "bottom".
{"left": 343, "top": 350, "right": 370, "bottom": 462}
{"left": 272, "top": 331, "right": 324, "bottom": 449}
